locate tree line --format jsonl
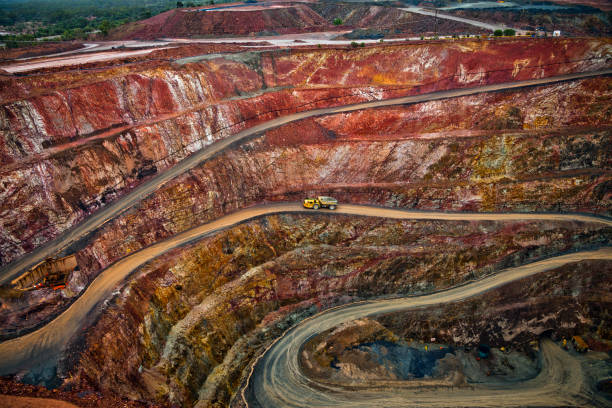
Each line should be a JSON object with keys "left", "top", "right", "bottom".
{"left": 0, "top": 0, "right": 226, "bottom": 47}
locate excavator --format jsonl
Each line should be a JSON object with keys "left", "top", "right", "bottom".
{"left": 303, "top": 196, "right": 338, "bottom": 210}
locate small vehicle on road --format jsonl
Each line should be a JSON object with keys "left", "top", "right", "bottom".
{"left": 303, "top": 196, "right": 338, "bottom": 210}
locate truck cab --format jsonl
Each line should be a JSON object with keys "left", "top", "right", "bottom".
{"left": 303, "top": 196, "right": 338, "bottom": 210}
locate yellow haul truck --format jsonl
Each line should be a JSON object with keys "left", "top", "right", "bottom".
{"left": 303, "top": 196, "right": 338, "bottom": 210}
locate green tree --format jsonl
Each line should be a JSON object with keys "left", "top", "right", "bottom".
{"left": 333, "top": 18, "right": 343, "bottom": 26}
{"left": 99, "top": 19, "right": 112, "bottom": 36}
{"left": 493, "top": 29, "right": 503, "bottom": 37}
{"left": 177, "top": 1, "right": 184, "bottom": 8}
{"left": 61, "top": 29, "right": 74, "bottom": 40}
{"left": 503, "top": 28, "right": 516, "bottom": 36}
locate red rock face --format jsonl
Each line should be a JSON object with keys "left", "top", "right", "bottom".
{"left": 0, "top": 39, "right": 610, "bottom": 267}
{"left": 262, "top": 39, "right": 611, "bottom": 88}
{"left": 66, "top": 77, "right": 610, "bottom": 279}
{"left": 0, "top": 38, "right": 610, "bottom": 408}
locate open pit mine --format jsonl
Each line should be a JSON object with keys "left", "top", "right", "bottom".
{"left": 0, "top": 7, "right": 611, "bottom": 406}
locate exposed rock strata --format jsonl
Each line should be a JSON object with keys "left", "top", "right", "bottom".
{"left": 298, "top": 260, "right": 611, "bottom": 390}
{"left": 74, "top": 79, "right": 611, "bottom": 278}
{"left": 67, "top": 214, "right": 610, "bottom": 407}
{"left": 374, "top": 259, "right": 612, "bottom": 349}
{"left": 1, "top": 39, "right": 609, "bottom": 266}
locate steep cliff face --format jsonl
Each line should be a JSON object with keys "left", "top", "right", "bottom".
{"left": 68, "top": 214, "right": 611, "bottom": 407}
{"left": 1, "top": 39, "right": 610, "bottom": 267}
{"left": 70, "top": 77, "right": 611, "bottom": 279}
{"left": 259, "top": 39, "right": 611, "bottom": 88}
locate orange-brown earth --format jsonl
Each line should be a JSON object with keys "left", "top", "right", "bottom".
{"left": 110, "top": 2, "right": 483, "bottom": 40}
{"left": 112, "top": 3, "right": 331, "bottom": 40}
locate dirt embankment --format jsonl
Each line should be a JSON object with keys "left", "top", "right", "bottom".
{"left": 310, "top": 3, "right": 487, "bottom": 37}
{"left": 111, "top": 2, "right": 490, "bottom": 41}
{"left": 112, "top": 4, "right": 331, "bottom": 40}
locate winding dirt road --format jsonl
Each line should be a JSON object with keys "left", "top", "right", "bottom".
{"left": 1, "top": 68, "right": 611, "bottom": 286}
{"left": 0, "top": 202, "right": 610, "bottom": 378}
{"left": 402, "top": 7, "right": 518, "bottom": 33}
{"left": 243, "top": 245, "right": 612, "bottom": 408}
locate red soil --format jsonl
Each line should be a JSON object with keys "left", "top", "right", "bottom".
{"left": 0, "top": 377, "right": 162, "bottom": 408}
{"left": 113, "top": 4, "right": 331, "bottom": 40}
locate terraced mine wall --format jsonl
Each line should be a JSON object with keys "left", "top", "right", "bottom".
{"left": 65, "top": 214, "right": 610, "bottom": 407}
{"left": 1, "top": 38, "right": 610, "bottom": 267}
{"left": 61, "top": 214, "right": 610, "bottom": 407}
{"left": 67, "top": 77, "right": 612, "bottom": 276}
{"left": 3, "top": 74, "right": 610, "bottom": 340}
{"left": 0, "top": 38, "right": 610, "bottom": 408}
{"left": 299, "top": 259, "right": 611, "bottom": 389}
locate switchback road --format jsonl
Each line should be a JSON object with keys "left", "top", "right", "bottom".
{"left": 0, "top": 203, "right": 610, "bottom": 377}
{"left": 1, "top": 68, "right": 611, "bottom": 286}
{"left": 243, "top": 244, "right": 612, "bottom": 408}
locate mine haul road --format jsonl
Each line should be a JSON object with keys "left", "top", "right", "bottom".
{"left": 0, "top": 202, "right": 611, "bottom": 384}
{"left": 401, "top": 7, "right": 515, "bottom": 33}
{"left": 1, "top": 68, "right": 611, "bottom": 286}
{"left": 243, "top": 244, "right": 612, "bottom": 408}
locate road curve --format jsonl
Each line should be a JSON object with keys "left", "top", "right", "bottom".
{"left": 401, "top": 7, "right": 513, "bottom": 33}
{"left": 1, "top": 68, "right": 611, "bottom": 285}
{"left": 0, "top": 202, "right": 610, "bottom": 376}
{"left": 243, "top": 245, "right": 612, "bottom": 408}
